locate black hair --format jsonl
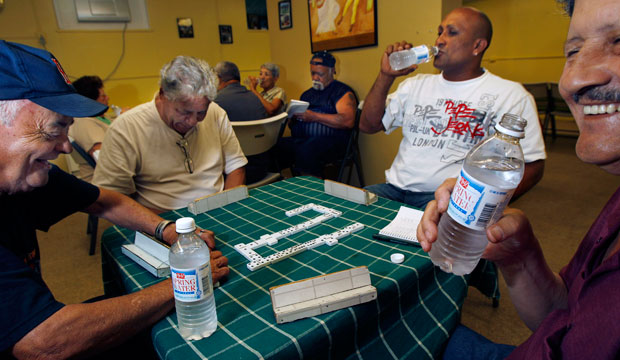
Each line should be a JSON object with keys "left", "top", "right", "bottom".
{"left": 72, "top": 75, "right": 104, "bottom": 101}
{"left": 557, "top": 0, "right": 574, "bottom": 16}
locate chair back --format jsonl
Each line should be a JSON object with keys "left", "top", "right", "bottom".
{"left": 68, "top": 138, "right": 99, "bottom": 255}
{"left": 549, "top": 83, "right": 572, "bottom": 115}
{"left": 70, "top": 139, "right": 96, "bottom": 168}
{"left": 523, "top": 82, "right": 550, "bottom": 114}
{"left": 231, "top": 112, "right": 288, "bottom": 156}
{"left": 328, "top": 102, "right": 365, "bottom": 187}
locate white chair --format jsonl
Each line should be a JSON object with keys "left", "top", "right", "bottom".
{"left": 231, "top": 112, "right": 288, "bottom": 189}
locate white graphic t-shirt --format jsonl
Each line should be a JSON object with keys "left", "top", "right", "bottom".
{"left": 382, "top": 70, "right": 546, "bottom": 192}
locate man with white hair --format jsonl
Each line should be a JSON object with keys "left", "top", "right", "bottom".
{"left": 94, "top": 56, "right": 248, "bottom": 213}
{"left": 0, "top": 41, "right": 229, "bottom": 358}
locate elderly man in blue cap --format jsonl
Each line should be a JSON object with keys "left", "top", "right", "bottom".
{"left": 276, "top": 51, "right": 358, "bottom": 178}
{"left": 0, "top": 41, "right": 229, "bottom": 359}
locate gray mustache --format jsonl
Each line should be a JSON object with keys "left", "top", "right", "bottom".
{"left": 574, "top": 87, "right": 620, "bottom": 103}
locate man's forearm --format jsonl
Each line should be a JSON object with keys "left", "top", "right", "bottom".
{"left": 359, "top": 73, "right": 395, "bottom": 134}
{"left": 85, "top": 188, "right": 162, "bottom": 237}
{"left": 498, "top": 243, "right": 567, "bottom": 331}
{"left": 13, "top": 280, "right": 174, "bottom": 359}
{"left": 224, "top": 167, "right": 245, "bottom": 189}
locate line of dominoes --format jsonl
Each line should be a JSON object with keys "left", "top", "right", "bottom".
{"left": 241, "top": 222, "right": 364, "bottom": 271}
{"left": 233, "top": 204, "right": 362, "bottom": 271}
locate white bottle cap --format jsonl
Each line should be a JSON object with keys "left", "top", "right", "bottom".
{"left": 175, "top": 217, "right": 196, "bottom": 233}
{"left": 495, "top": 123, "right": 525, "bottom": 138}
{"left": 390, "top": 253, "right": 405, "bottom": 264}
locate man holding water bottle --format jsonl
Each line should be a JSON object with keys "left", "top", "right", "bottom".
{"left": 419, "top": 0, "right": 620, "bottom": 358}
{"left": 360, "top": 7, "right": 546, "bottom": 209}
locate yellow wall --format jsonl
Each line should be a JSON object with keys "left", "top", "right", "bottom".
{"left": 469, "top": 0, "right": 570, "bottom": 83}
{"left": 0, "top": 0, "right": 572, "bottom": 183}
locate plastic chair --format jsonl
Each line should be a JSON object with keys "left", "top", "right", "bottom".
{"left": 327, "top": 107, "right": 365, "bottom": 187}
{"left": 231, "top": 112, "right": 288, "bottom": 189}
{"left": 69, "top": 140, "right": 99, "bottom": 255}
{"left": 523, "top": 82, "right": 553, "bottom": 139}
{"left": 549, "top": 82, "right": 578, "bottom": 138}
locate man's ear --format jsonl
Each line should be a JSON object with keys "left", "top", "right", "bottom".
{"left": 473, "top": 38, "right": 488, "bottom": 56}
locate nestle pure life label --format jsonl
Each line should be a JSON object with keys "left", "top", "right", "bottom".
{"left": 171, "top": 263, "right": 213, "bottom": 302}
{"left": 447, "top": 169, "right": 514, "bottom": 231}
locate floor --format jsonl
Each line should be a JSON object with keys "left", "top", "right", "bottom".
{"left": 37, "top": 135, "right": 619, "bottom": 348}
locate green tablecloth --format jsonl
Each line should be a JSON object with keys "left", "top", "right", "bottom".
{"left": 101, "top": 176, "right": 497, "bottom": 359}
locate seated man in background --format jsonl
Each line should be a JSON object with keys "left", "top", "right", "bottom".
{"left": 214, "top": 61, "right": 267, "bottom": 121}
{"left": 68, "top": 75, "right": 110, "bottom": 181}
{"left": 418, "top": 0, "right": 620, "bottom": 357}
{"left": 214, "top": 61, "right": 270, "bottom": 184}
{"left": 247, "top": 62, "right": 287, "bottom": 116}
{"left": 360, "top": 7, "right": 546, "bottom": 209}
{"left": 94, "top": 56, "right": 247, "bottom": 213}
{"left": 0, "top": 41, "right": 228, "bottom": 359}
{"left": 276, "top": 51, "right": 358, "bottom": 178}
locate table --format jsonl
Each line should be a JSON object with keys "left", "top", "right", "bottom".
{"left": 101, "top": 176, "right": 496, "bottom": 359}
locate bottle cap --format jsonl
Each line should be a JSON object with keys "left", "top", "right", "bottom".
{"left": 176, "top": 217, "right": 196, "bottom": 233}
{"left": 390, "top": 253, "right": 405, "bottom": 264}
{"left": 495, "top": 113, "right": 526, "bottom": 138}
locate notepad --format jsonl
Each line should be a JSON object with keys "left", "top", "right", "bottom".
{"left": 379, "top": 206, "right": 424, "bottom": 244}
{"left": 286, "top": 99, "right": 309, "bottom": 118}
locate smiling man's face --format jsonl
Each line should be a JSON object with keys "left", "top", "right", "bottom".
{"left": 0, "top": 100, "right": 73, "bottom": 194}
{"left": 559, "top": 0, "right": 620, "bottom": 175}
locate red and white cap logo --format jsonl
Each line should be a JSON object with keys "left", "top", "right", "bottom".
{"left": 51, "top": 58, "right": 71, "bottom": 85}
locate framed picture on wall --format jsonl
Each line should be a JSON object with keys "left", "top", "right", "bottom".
{"left": 219, "top": 25, "right": 233, "bottom": 44}
{"left": 279, "top": 0, "right": 292, "bottom": 30}
{"left": 307, "top": 0, "right": 377, "bottom": 52}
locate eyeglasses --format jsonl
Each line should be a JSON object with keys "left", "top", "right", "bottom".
{"left": 176, "top": 138, "right": 194, "bottom": 174}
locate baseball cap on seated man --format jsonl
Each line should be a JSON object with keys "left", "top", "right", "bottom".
{"left": 310, "top": 51, "right": 336, "bottom": 68}
{"left": 0, "top": 40, "right": 108, "bottom": 117}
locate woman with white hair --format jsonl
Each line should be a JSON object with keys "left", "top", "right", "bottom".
{"left": 247, "top": 63, "right": 287, "bottom": 115}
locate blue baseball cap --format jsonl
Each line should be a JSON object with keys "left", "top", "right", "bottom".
{"left": 310, "top": 51, "right": 336, "bottom": 68}
{"left": 0, "top": 40, "right": 108, "bottom": 117}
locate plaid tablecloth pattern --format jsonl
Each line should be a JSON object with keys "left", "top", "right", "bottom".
{"left": 102, "top": 176, "right": 497, "bottom": 359}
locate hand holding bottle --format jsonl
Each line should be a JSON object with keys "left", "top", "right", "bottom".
{"left": 417, "top": 178, "right": 540, "bottom": 271}
{"left": 381, "top": 41, "right": 419, "bottom": 77}
{"left": 246, "top": 76, "right": 260, "bottom": 90}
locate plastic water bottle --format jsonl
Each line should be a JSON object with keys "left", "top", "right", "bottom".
{"left": 169, "top": 217, "right": 217, "bottom": 340}
{"left": 388, "top": 44, "right": 438, "bottom": 71}
{"left": 429, "top": 113, "right": 526, "bottom": 276}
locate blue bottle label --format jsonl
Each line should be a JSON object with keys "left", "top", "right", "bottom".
{"left": 447, "top": 169, "right": 514, "bottom": 230}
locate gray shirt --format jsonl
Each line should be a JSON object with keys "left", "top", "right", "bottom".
{"left": 215, "top": 82, "right": 268, "bottom": 121}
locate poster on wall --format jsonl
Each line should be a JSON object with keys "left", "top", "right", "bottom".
{"left": 219, "top": 25, "right": 233, "bottom": 44}
{"left": 307, "top": 0, "right": 377, "bottom": 52}
{"left": 279, "top": 0, "right": 292, "bottom": 30}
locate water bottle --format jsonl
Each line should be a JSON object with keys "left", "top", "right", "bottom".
{"left": 388, "top": 44, "right": 438, "bottom": 71}
{"left": 169, "top": 217, "right": 217, "bottom": 340}
{"left": 429, "top": 113, "right": 526, "bottom": 276}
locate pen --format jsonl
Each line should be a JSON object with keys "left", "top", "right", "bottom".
{"left": 372, "top": 233, "right": 420, "bottom": 247}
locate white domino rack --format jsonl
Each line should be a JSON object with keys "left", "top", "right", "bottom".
{"left": 234, "top": 203, "right": 364, "bottom": 271}
{"left": 270, "top": 266, "right": 377, "bottom": 323}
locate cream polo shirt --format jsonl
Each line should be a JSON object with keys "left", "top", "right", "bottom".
{"left": 93, "top": 100, "right": 247, "bottom": 212}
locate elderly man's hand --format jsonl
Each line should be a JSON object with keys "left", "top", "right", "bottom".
{"left": 196, "top": 228, "right": 216, "bottom": 249}
{"left": 381, "top": 41, "right": 419, "bottom": 77}
{"left": 417, "top": 178, "right": 540, "bottom": 269}
{"left": 294, "top": 110, "right": 316, "bottom": 123}
{"left": 209, "top": 250, "right": 229, "bottom": 284}
{"left": 416, "top": 178, "right": 455, "bottom": 252}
